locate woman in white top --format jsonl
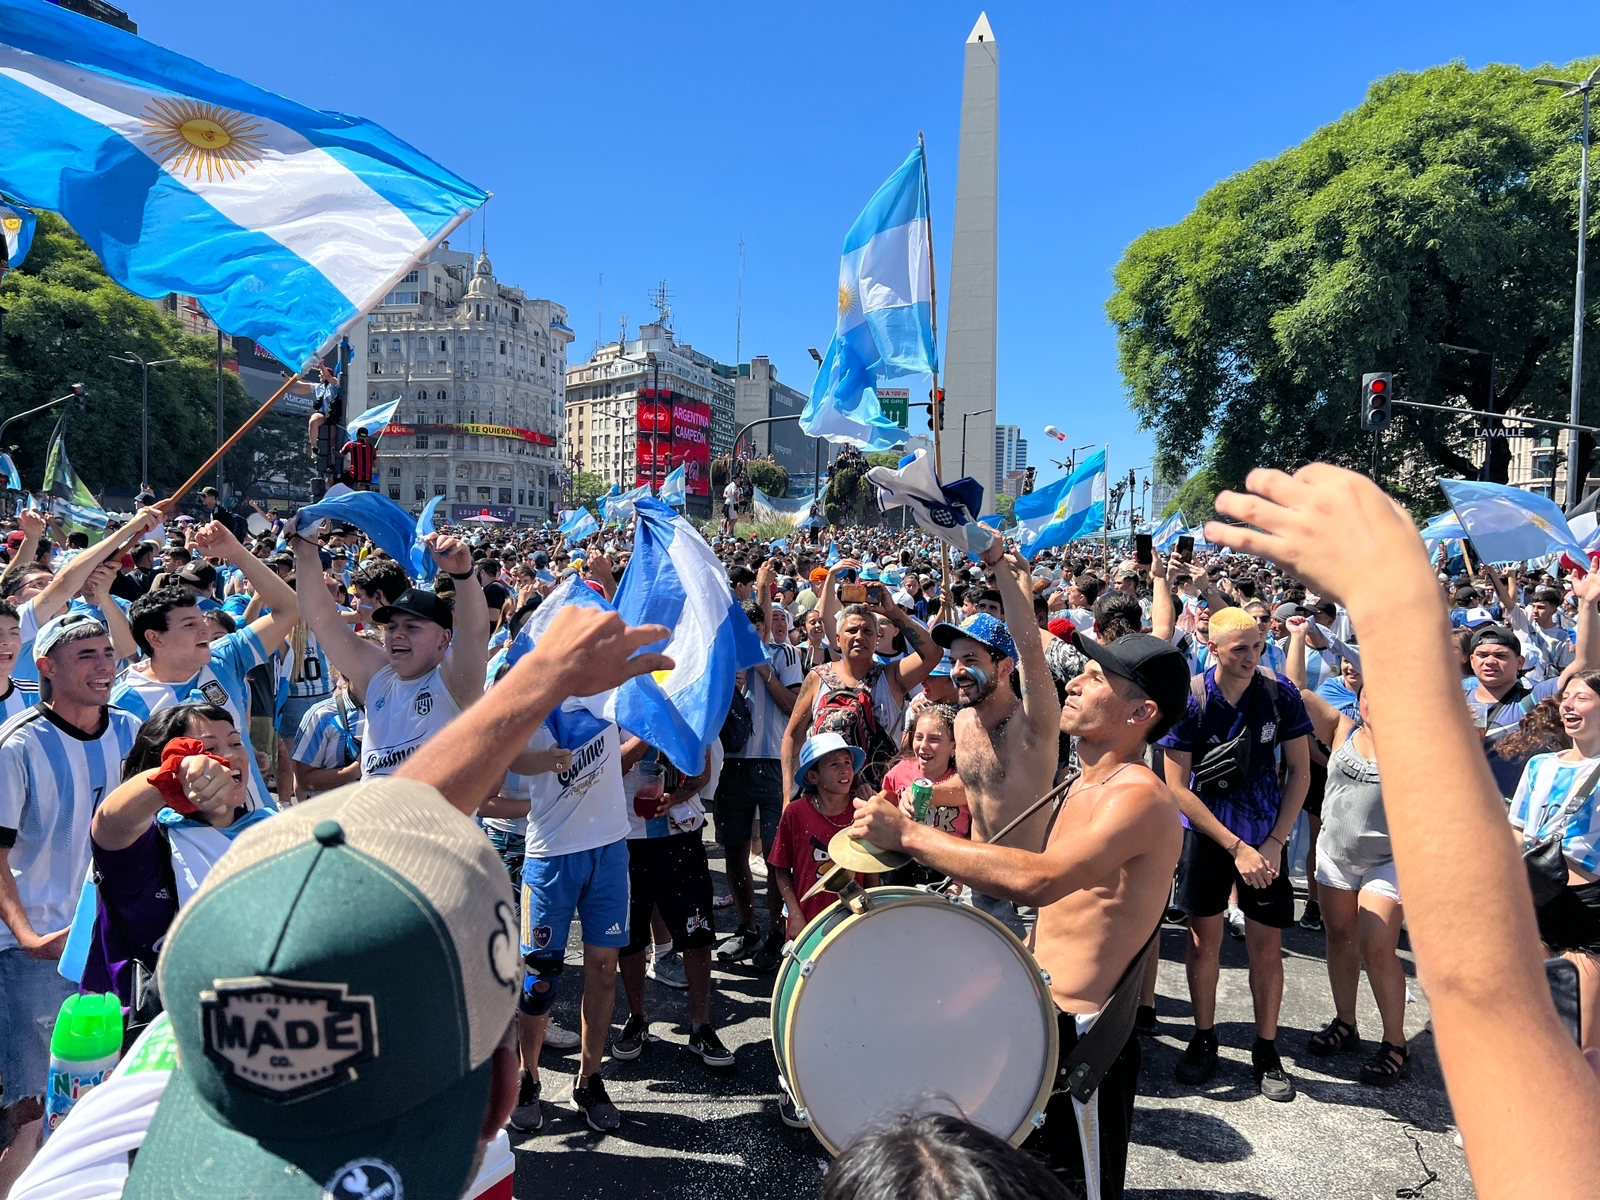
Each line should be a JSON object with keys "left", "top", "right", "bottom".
{"left": 1509, "top": 668, "right": 1600, "bottom": 1052}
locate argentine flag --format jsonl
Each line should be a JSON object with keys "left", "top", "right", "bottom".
{"left": 346, "top": 396, "right": 401, "bottom": 437}
{"left": 0, "top": 0, "right": 486, "bottom": 370}
{"left": 1014, "top": 448, "right": 1107, "bottom": 560}
{"left": 1, "top": 199, "right": 34, "bottom": 271}
{"left": 1418, "top": 510, "right": 1465, "bottom": 561}
{"left": 560, "top": 506, "right": 599, "bottom": 547}
{"left": 1438, "top": 477, "right": 1584, "bottom": 566}
{"left": 603, "top": 483, "right": 652, "bottom": 526}
{"left": 295, "top": 491, "right": 436, "bottom": 582}
{"left": 1150, "top": 509, "right": 1187, "bottom": 552}
{"left": 659, "top": 463, "right": 687, "bottom": 508}
{"left": 801, "top": 144, "right": 937, "bottom": 450}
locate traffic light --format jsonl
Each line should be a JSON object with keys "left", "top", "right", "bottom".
{"left": 927, "top": 388, "right": 946, "bottom": 431}
{"left": 1022, "top": 466, "right": 1036, "bottom": 495}
{"left": 1361, "top": 372, "right": 1392, "bottom": 431}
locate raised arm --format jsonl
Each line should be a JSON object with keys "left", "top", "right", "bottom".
{"left": 427, "top": 534, "right": 489, "bottom": 712}
{"left": 992, "top": 548, "right": 1061, "bottom": 734}
{"left": 82, "top": 563, "right": 137, "bottom": 662}
{"left": 1557, "top": 569, "right": 1600, "bottom": 689}
{"left": 1284, "top": 618, "right": 1310, "bottom": 689}
{"left": 292, "top": 534, "right": 388, "bottom": 701}
{"left": 0, "top": 510, "right": 45, "bottom": 588}
{"left": 876, "top": 597, "right": 937, "bottom": 696}
{"left": 192, "top": 521, "right": 299, "bottom": 651}
{"left": 30, "top": 507, "right": 161, "bottom": 624}
{"left": 1150, "top": 551, "right": 1178, "bottom": 641}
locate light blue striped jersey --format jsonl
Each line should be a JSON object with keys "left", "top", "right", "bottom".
{"left": 277, "top": 629, "right": 333, "bottom": 701}
{"left": 110, "top": 626, "right": 275, "bottom": 811}
{"left": 1510, "top": 752, "right": 1600, "bottom": 876}
{"left": 0, "top": 704, "right": 140, "bottom": 951}
{"left": 290, "top": 691, "right": 364, "bottom": 772}
{"left": 0, "top": 676, "right": 37, "bottom": 723}
{"left": 9, "top": 597, "right": 41, "bottom": 685}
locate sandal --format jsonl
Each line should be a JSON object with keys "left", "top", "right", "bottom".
{"left": 1359, "top": 1041, "right": 1410, "bottom": 1087}
{"left": 1307, "top": 1017, "right": 1360, "bottom": 1057}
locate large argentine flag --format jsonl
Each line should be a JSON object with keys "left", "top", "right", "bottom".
{"left": 1438, "top": 477, "right": 1585, "bottom": 566}
{"left": 1150, "top": 509, "right": 1187, "bottom": 552}
{"left": 560, "top": 506, "right": 599, "bottom": 546}
{"left": 1014, "top": 448, "right": 1107, "bottom": 560}
{"left": 0, "top": 0, "right": 486, "bottom": 369}
{"left": 658, "top": 463, "right": 687, "bottom": 508}
{"left": 801, "top": 144, "right": 937, "bottom": 450}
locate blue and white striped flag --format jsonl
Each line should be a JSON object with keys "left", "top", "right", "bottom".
{"left": 0, "top": 452, "right": 19, "bottom": 492}
{"left": 296, "top": 491, "right": 435, "bottom": 582}
{"left": 603, "top": 484, "right": 650, "bottom": 526}
{"left": 1150, "top": 509, "right": 1187, "bottom": 552}
{"left": 346, "top": 396, "right": 401, "bottom": 437}
{"left": 560, "top": 506, "right": 599, "bottom": 547}
{"left": 1013, "top": 449, "right": 1107, "bottom": 560}
{"left": 1438, "top": 477, "right": 1584, "bottom": 565}
{"left": 801, "top": 144, "right": 937, "bottom": 450}
{"left": 1, "top": 199, "right": 34, "bottom": 272}
{"left": 1418, "top": 510, "right": 1465, "bottom": 560}
{"left": 659, "top": 463, "right": 687, "bottom": 508}
{"left": 0, "top": 0, "right": 485, "bottom": 369}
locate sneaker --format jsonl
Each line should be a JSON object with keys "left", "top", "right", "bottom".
{"left": 749, "top": 854, "right": 769, "bottom": 880}
{"left": 1225, "top": 906, "right": 1246, "bottom": 940}
{"left": 611, "top": 1014, "right": 649, "bottom": 1061}
{"left": 508, "top": 1070, "right": 542, "bottom": 1132}
{"left": 572, "top": 1074, "right": 621, "bottom": 1133}
{"left": 1298, "top": 901, "right": 1324, "bottom": 932}
{"left": 688, "top": 1023, "right": 736, "bottom": 1068}
{"left": 751, "top": 928, "right": 787, "bottom": 973}
{"left": 777, "top": 1089, "right": 808, "bottom": 1128}
{"left": 1174, "top": 1031, "right": 1219, "bottom": 1086}
{"left": 712, "top": 893, "right": 736, "bottom": 908}
{"left": 1135, "top": 1004, "right": 1158, "bottom": 1035}
{"left": 542, "top": 1020, "right": 580, "bottom": 1052}
{"left": 1253, "top": 1041, "right": 1297, "bottom": 1102}
{"left": 717, "top": 925, "right": 762, "bottom": 963}
{"left": 649, "top": 949, "right": 689, "bottom": 989}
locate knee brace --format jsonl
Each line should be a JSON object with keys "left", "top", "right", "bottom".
{"left": 518, "top": 955, "right": 566, "bottom": 1016}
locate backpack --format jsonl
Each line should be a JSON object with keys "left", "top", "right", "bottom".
{"left": 811, "top": 664, "right": 899, "bottom": 786}
{"left": 719, "top": 687, "right": 753, "bottom": 755}
{"left": 1187, "top": 667, "right": 1282, "bottom": 795}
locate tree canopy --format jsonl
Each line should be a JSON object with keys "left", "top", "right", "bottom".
{"left": 0, "top": 211, "right": 300, "bottom": 503}
{"left": 1109, "top": 59, "right": 1600, "bottom": 510}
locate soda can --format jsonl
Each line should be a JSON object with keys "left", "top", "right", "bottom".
{"left": 909, "top": 778, "right": 934, "bottom": 824}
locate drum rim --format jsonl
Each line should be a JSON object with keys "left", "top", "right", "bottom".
{"left": 773, "top": 887, "right": 1059, "bottom": 1155}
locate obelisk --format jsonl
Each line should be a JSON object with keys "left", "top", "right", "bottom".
{"left": 943, "top": 12, "right": 998, "bottom": 500}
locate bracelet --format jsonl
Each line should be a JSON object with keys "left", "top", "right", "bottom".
{"left": 1263, "top": 833, "right": 1282, "bottom": 847}
{"left": 1226, "top": 837, "right": 1242, "bottom": 855}
{"left": 447, "top": 570, "right": 473, "bottom": 580}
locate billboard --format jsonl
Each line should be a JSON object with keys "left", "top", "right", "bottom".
{"left": 637, "top": 391, "right": 712, "bottom": 497}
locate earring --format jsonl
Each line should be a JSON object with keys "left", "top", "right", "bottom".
{"left": 1126, "top": 718, "right": 1138, "bottom": 724}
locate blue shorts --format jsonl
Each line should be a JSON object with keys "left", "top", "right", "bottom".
{"left": 0, "top": 947, "right": 77, "bottom": 1104}
{"left": 276, "top": 692, "right": 330, "bottom": 741}
{"left": 520, "top": 839, "right": 631, "bottom": 960}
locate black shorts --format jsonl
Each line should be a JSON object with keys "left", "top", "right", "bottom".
{"left": 1022, "top": 1011, "right": 1140, "bottom": 1200}
{"left": 624, "top": 831, "right": 716, "bottom": 957}
{"left": 1173, "top": 828, "right": 1295, "bottom": 928}
{"left": 712, "top": 759, "right": 783, "bottom": 850}
{"left": 1303, "top": 758, "right": 1327, "bottom": 820}
{"left": 1537, "top": 881, "right": 1600, "bottom": 955}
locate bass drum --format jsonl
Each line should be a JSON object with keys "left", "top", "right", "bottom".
{"left": 771, "top": 887, "right": 1058, "bottom": 1155}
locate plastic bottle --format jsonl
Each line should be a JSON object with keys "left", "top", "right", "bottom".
{"left": 44, "top": 993, "right": 123, "bottom": 1140}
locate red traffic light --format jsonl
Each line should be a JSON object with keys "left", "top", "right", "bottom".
{"left": 1370, "top": 378, "right": 1387, "bottom": 394}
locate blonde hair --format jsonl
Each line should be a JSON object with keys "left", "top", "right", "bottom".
{"left": 1207, "top": 606, "right": 1259, "bottom": 639}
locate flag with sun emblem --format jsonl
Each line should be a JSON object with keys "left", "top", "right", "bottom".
{"left": 0, "top": 0, "right": 486, "bottom": 370}
{"left": 0, "top": 199, "right": 35, "bottom": 273}
{"left": 800, "top": 144, "right": 937, "bottom": 450}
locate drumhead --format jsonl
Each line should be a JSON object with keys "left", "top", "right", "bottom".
{"left": 780, "top": 892, "right": 1056, "bottom": 1154}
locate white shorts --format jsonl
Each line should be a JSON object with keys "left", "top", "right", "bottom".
{"left": 1315, "top": 855, "right": 1401, "bottom": 903}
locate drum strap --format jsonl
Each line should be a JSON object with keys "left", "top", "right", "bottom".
{"left": 1054, "top": 926, "right": 1160, "bottom": 1104}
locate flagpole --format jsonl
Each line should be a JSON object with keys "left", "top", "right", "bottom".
{"left": 1102, "top": 444, "right": 1110, "bottom": 561}
{"left": 163, "top": 370, "right": 302, "bottom": 513}
{"left": 920, "top": 131, "right": 956, "bottom": 609}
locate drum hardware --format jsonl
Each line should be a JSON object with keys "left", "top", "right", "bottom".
{"left": 825, "top": 829, "right": 909, "bottom": 874}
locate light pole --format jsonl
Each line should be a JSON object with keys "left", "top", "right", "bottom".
{"left": 1536, "top": 64, "right": 1598, "bottom": 508}
{"left": 0, "top": 385, "right": 87, "bottom": 513}
{"left": 1049, "top": 442, "right": 1096, "bottom": 475}
{"left": 960, "top": 407, "right": 993, "bottom": 478}
{"left": 808, "top": 348, "right": 825, "bottom": 509}
{"left": 109, "top": 353, "right": 177, "bottom": 489}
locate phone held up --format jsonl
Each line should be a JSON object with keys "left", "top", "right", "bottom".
{"left": 1135, "top": 533, "right": 1153, "bottom": 567}
{"left": 1175, "top": 535, "right": 1195, "bottom": 563}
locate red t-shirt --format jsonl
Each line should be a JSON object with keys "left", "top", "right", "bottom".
{"left": 768, "top": 794, "right": 861, "bottom": 923}
{"left": 882, "top": 759, "right": 971, "bottom": 840}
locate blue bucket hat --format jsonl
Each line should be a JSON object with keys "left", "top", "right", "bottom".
{"left": 929, "top": 653, "right": 954, "bottom": 678}
{"left": 859, "top": 562, "right": 881, "bottom": 581}
{"left": 795, "top": 731, "right": 866, "bottom": 797}
{"left": 930, "top": 612, "right": 1017, "bottom": 662}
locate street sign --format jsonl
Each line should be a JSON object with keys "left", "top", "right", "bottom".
{"left": 878, "top": 388, "right": 909, "bottom": 429}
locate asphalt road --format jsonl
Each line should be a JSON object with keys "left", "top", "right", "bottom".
{"left": 507, "top": 840, "right": 1474, "bottom": 1200}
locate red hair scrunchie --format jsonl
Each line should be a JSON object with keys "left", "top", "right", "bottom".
{"left": 147, "top": 736, "right": 233, "bottom": 816}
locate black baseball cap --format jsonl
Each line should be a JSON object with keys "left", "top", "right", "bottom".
{"left": 1077, "top": 633, "right": 1191, "bottom": 725}
{"left": 371, "top": 588, "right": 452, "bottom": 630}
{"left": 1469, "top": 624, "right": 1520, "bottom": 653}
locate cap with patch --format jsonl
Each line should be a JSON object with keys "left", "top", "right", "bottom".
{"left": 370, "top": 587, "right": 453, "bottom": 630}
{"left": 931, "top": 612, "right": 1017, "bottom": 661}
{"left": 128, "top": 777, "right": 518, "bottom": 1200}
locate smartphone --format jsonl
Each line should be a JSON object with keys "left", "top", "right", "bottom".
{"left": 865, "top": 584, "right": 885, "bottom": 605}
{"left": 1175, "top": 535, "right": 1195, "bottom": 563}
{"left": 1135, "top": 533, "right": 1153, "bottom": 566}
{"left": 839, "top": 583, "right": 867, "bottom": 603}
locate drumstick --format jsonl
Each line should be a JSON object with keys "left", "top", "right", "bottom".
{"left": 985, "top": 773, "right": 1078, "bottom": 848}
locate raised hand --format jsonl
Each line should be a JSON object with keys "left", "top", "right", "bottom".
{"left": 517, "top": 605, "right": 674, "bottom": 699}
{"left": 190, "top": 520, "right": 246, "bottom": 563}
{"left": 422, "top": 531, "right": 472, "bottom": 576}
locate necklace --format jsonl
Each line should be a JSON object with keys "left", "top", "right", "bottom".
{"left": 809, "top": 795, "right": 852, "bottom": 827}
{"left": 1067, "top": 761, "right": 1135, "bottom": 798}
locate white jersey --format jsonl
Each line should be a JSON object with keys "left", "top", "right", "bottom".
{"left": 360, "top": 662, "right": 461, "bottom": 778}
{"left": 0, "top": 675, "right": 38, "bottom": 723}
{"left": 9, "top": 597, "right": 42, "bottom": 685}
{"left": 523, "top": 714, "right": 628, "bottom": 857}
{"left": 0, "top": 704, "right": 140, "bottom": 952}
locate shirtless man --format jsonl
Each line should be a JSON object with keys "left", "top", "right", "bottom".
{"left": 928, "top": 548, "right": 1061, "bottom": 936}
{"left": 850, "top": 633, "right": 1187, "bottom": 1200}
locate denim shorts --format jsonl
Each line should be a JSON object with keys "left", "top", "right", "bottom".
{"left": 520, "top": 839, "right": 631, "bottom": 962}
{"left": 0, "top": 947, "right": 78, "bottom": 1104}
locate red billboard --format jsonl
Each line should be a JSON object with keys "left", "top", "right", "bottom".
{"left": 637, "top": 391, "right": 711, "bottom": 497}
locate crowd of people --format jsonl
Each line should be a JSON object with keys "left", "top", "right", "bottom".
{"left": 0, "top": 466, "right": 1597, "bottom": 1200}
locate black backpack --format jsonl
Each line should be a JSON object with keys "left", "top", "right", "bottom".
{"left": 720, "top": 687, "right": 753, "bottom": 755}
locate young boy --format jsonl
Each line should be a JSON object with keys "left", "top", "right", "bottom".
{"left": 769, "top": 731, "right": 876, "bottom": 939}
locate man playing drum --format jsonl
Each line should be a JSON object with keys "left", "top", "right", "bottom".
{"left": 850, "top": 633, "right": 1188, "bottom": 1200}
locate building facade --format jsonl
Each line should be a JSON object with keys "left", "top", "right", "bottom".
{"left": 994, "top": 423, "right": 1027, "bottom": 502}
{"left": 734, "top": 356, "right": 835, "bottom": 493}
{"left": 342, "top": 244, "right": 572, "bottom": 523}
{"left": 564, "top": 323, "right": 732, "bottom": 514}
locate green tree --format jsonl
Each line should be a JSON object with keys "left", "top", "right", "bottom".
{"left": 0, "top": 211, "right": 259, "bottom": 499}
{"left": 746, "top": 460, "right": 788, "bottom": 497}
{"left": 1165, "top": 469, "right": 1223, "bottom": 524}
{"left": 568, "top": 471, "right": 608, "bottom": 513}
{"left": 1109, "top": 59, "right": 1600, "bottom": 510}
{"left": 995, "top": 493, "right": 1016, "bottom": 527}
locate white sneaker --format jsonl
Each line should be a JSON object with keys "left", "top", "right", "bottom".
{"left": 543, "top": 1020, "right": 580, "bottom": 1051}
{"left": 1225, "top": 906, "right": 1246, "bottom": 940}
{"left": 749, "top": 855, "right": 769, "bottom": 880}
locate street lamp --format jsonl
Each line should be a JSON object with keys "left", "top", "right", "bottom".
{"left": 1049, "top": 442, "right": 1096, "bottom": 474}
{"left": 0, "top": 385, "right": 87, "bottom": 512}
{"left": 960, "top": 408, "right": 993, "bottom": 478}
{"left": 109, "top": 353, "right": 178, "bottom": 490}
{"left": 1535, "top": 64, "right": 1599, "bottom": 508}
{"left": 807, "top": 348, "right": 825, "bottom": 506}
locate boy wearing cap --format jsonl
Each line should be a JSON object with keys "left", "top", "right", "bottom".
{"left": 851, "top": 633, "right": 1188, "bottom": 1200}
{"left": 1465, "top": 600, "right": 1599, "bottom": 737}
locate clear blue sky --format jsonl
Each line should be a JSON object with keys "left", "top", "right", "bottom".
{"left": 134, "top": 0, "right": 1599, "bottom": 489}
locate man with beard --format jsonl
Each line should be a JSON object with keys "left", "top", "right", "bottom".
{"left": 928, "top": 549, "right": 1062, "bottom": 938}
{"left": 850, "top": 633, "right": 1188, "bottom": 1200}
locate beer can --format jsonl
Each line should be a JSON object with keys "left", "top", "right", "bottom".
{"left": 909, "top": 778, "right": 934, "bottom": 824}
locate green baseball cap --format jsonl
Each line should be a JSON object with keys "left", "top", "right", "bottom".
{"left": 127, "top": 777, "right": 519, "bottom": 1200}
